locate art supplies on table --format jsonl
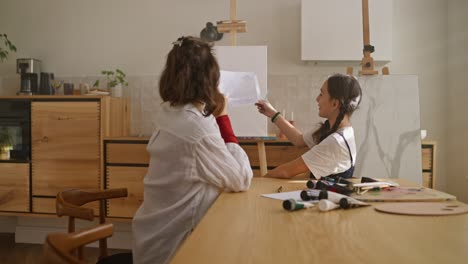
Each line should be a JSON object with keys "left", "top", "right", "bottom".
{"left": 351, "top": 186, "right": 456, "bottom": 202}
{"left": 305, "top": 177, "right": 353, "bottom": 196}
{"left": 318, "top": 190, "right": 369, "bottom": 207}
{"left": 282, "top": 199, "right": 314, "bottom": 211}
{"left": 318, "top": 199, "right": 341, "bottom": 212}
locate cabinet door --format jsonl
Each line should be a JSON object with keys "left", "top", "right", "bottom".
{"left": 106, "top": 166, "right": 146, "bottom": 218}
{"left": 0, "top": 163, "right": 30, "bottom": 212}
{"left": 31, "top": 102, "right": 100, "bottom": 200}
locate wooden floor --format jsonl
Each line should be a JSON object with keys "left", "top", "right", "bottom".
{"left": 0, "top": 233, "right": 131, "bottom": 264}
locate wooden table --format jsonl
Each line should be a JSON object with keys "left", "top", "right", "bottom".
{"left": 170, "top": 178, "right": 468, "bottom": 264}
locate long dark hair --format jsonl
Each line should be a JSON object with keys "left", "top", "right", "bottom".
{"left": 312, "top": 74, "right": 362, "bottom": 144}
{"left": 159, "top": 36, "right": 221, "bottom": 117}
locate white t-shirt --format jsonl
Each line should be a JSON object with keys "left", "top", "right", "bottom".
{"left": 301, "top": 126, "right": 356, "bottom": 179}
{"left": 132, "top": 103, "right": 253, "bottom": 264}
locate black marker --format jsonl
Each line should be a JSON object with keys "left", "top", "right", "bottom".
{"left": 306, "top": 180, "right": 317, "bottom": 189}
{"left": 300, "top": 189, "right": 320, "bottom": 201}
{"left": 339, "top": 198, "right": 367, "bottom": 209}
{"left": 282, "top": 199, "right": 313, "bottom": 211}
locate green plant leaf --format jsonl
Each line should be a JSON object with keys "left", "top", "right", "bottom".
{"left": 93, "top": 80, "right": 100, "bottom": 88}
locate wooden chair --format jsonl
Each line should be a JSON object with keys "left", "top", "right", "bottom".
{"left": 56, "top": 188, "right": 132, "bottom": 263}
{"left": 42, "top": 223, "right": 114, "bottom": 264}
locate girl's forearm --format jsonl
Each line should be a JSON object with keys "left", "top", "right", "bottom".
{"left": 273, "top": 115, "right": 305, "bottom": 146}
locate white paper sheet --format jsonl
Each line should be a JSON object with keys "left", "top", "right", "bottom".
{"left": 219, "top": 70, "right": 261, "bottom": 106}
{"left": 261, "top": 190, "right": 302, "bottom": 201}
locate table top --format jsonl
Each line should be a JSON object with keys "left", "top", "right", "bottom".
{"left": 170, "top": 177, "right": 468, "bottom": 264}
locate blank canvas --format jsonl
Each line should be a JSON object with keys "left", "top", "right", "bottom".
{"left": 214, "top": 46, "right": 268, "bottom": 137}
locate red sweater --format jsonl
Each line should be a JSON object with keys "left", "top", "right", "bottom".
{"left": 215, "top": 115, "right": 238, "bottom": 144}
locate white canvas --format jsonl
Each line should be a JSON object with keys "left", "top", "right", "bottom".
{"left": 214, "top": 46, "right": 268, "bottom": 137}
{"left": 352, "top": 75, "right": 422, "bottom": 184}
{"left": 301, "top": 0, "right": 393, "bottom": 61}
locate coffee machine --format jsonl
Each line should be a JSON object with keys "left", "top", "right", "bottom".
{"left": 16, "top": 58, "right": 41, "bottom": 95}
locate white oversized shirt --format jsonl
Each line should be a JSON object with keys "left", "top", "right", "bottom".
{"left": 132, "top": 103, "right": 253, "bottom": 264}
{"left": 301, "top": 126, "right": 356, "bottom": 179}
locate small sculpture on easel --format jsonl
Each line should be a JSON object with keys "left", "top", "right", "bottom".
{"left": 200, "top": 0, "right": 246, "bottom": 46}
{"left": 221, "top": 0, "right": 248, "bottom": 46}
{"left": 347, "top": 0, "right": 389, "bottom": 76}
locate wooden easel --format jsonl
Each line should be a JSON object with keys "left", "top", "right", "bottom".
{"left": 217, "top": 0, "right": 247, "bottom": 46}
{"left": 347, "top": 0, "right": 389, "bottom": 76}
{"left": 216, "top": 1, "right": 267, "bottom": 175}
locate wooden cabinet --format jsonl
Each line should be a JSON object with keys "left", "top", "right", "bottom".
{"left": 31, "top": 101, "right": 101, "bottom": 200}
{"left": 0, "top": 96, "right": 129, "bottom": 215}
{"left": 0, "top": 163, "right": 30, "bottom": 212}
{"left": 421, "top": 141, "right": 437, "bottom": 188}
{"left": 104, "top": 140, "right": 149, "bottom": 218}
{"left": 102, "top": 139, "right": 308, "bottom": 219}
{"left": 239, "top": 140, "right": 308, "bottom": 177}
{"left": 102, "top": 138, "right": 436, "bottom": 219}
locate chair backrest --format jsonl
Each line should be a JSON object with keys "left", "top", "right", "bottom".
{"left": 56, "top": 188, "right": 128, "bottom": 221}
{"left": 42, "top": 223, "right": 114, "bottom": 264}
{"left": 56, "top": 188, "right": 128, "bottom": 260}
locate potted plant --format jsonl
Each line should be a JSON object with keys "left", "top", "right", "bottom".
{"left": 0, "top": 34, "right": 17, "bottom": 63}
{"left": 0, "top": 127, "right": 14, "bottom": 159}
{"left": 100, "top": 69, "right": 128, "bottom": 97}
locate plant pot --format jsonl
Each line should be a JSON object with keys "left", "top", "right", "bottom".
{"left": 110, "top": 84, "right": 123, "bottom": 97}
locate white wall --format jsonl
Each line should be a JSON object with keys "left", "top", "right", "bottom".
{"left": 389, "top": 0, "right": 448, "bottom": 192}
{"left": 0, "top": 1, "right": 456, "bottom": 198}
{"left": 448, "top": 0, "right": 468, "bottom": 203}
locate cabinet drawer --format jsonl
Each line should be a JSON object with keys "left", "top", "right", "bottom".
{"left": 32, "top": 197, "right": 99, "bottom": 215}
{"left": 0, "top": 163, "right": 30, "bottom": 212}
{"left": 265, "top": 145, "right": 308, "bottom": 167}
{"left": 422, "top": 172, "right": 433, "bottom": 188}
{"left": 106, "top": 166, "right": 147, "bottom": 218}
{"left": 106, "top": 143, "right": 149, "bottom": 164}
{"left": 421, "top": 148, "right": 433, "bottom": 171}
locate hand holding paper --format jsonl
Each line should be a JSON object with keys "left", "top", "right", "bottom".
{"left": 255, "top": 100, "right": 277, "bottom": 118}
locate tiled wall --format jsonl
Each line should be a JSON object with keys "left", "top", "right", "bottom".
{"left": 0, "top": 74, "right": 329, "bottom": 137}
{"left": 0, "top": 74, "right": 423, "bottom": 183}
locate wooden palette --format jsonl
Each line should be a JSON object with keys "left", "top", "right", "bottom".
{"left": 375, "top": 202, "right": 468, "bottom": 216}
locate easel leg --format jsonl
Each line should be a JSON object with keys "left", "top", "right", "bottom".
{"left": 257, "top": 142, "right": 267, "bottom": 176}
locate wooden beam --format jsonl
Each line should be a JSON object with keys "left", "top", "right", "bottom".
{"left": 216, "top": 0, "right": 247, "bottom": 46}
{"left": 359, "top": 0, "right": 378, "bottom": 75}
{"left": 230, "top": 0, "right": 237, "bottom": 21}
